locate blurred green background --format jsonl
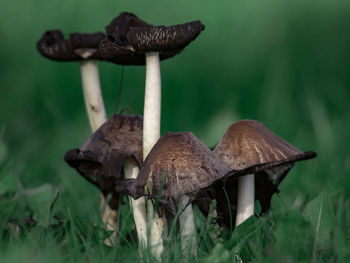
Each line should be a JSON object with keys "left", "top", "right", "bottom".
{"left": 1, "top": 0, "right": 350, "bottom": 261}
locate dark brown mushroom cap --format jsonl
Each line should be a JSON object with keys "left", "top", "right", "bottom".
{"left": 100, "top": 12, "right": 204, "bottom": 65}
{"left": 124, "top": 132, "right": 232, "bottom": 214}
{"left": 37, "top": 30, "right": 105, "bottom": 61}
{"left": 105, "top": 12, "right": 152, "bottom": 48}
{"left": 98, "top": 12, "right": 153, "bottom": 65}
{"left": 64, "top": 114, "right": 143, "bottom": 208}
{"left": 126, "top": 20, "right": 205, "bottom": 53}
{"left": 210, "top": 120, "right": 317, "bottom": 228}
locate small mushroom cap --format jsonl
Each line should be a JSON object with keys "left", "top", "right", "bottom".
{"left": 64, "top": 114, "right": 143, "bottom": 208}
{"left": 124, "top": 132, "right": 232, "bottom": 214}
{"left": 100, "top": 12, "right": 204, "bottom": 65}
{"left": 105, "top": 12, "right": 152, "bottom": 48}
{"left": 37, "top": 30, "right": 105, "bottom": 61}
{"left": 211, "top": 120, "right": 316, "bottom": 228}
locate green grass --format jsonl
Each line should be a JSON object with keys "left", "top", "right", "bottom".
{"left": 1, "top": 0, "right": 350, "bottom": 262}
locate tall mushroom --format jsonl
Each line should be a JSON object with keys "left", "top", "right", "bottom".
{"left": 213, "top": 120, "right": 317, "bottom": 227}
{"left": 102, "top": 12, "right": 204, "bottom": 159}
{"left": 64, "top": 114, "right": 144, "bottom": 244}
{"left": 102, "top": 12, "right": 205, "bottom": 257}
{"left": 125, "top": 132, "right": 233, "bottom": 257}
{"left": 36, "top": 30, "right": 120, "bottom": 244}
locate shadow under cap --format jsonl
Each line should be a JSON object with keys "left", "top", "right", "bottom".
{"left": 212, "top": 119, "right": 317, "bottom": 228}
{"left": 37, "top": 30, "right": 105, "bottom": 61}
{"left": 100, "top": 12, "right": 204, "bottom": 65}
{"left": 124, "top": 132, "right": 233, "bottom": 214}
{"left": 64, "top": 114, "right": 143, "bottom": 209}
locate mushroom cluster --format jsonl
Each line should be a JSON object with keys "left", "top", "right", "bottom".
{"left": 37, "top": 12, "right": 317, "bottom": 258}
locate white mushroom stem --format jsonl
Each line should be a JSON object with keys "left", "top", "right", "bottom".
{"left": 147, "top": 199, "right": 165, "bottom": 260}
{"left": 235, "top": 173, "right": 255, "bottom": 227}
{"left": 143, "top": 52, "right": 164, "bottom": 259}
{"left": 178, "top": 195, "right": 197, "bottom": 257}
{"left": 80, "top": 60, "right": 118, "bottom": 246}
{"left": 80, "top": 60, "right": 107, "bottom": 131}
{"left": 143, "top": 52, "right": 198, "bottom": 258}
{"left": 123, "top": 157, "right": 148, "bottom": 249}
{"left": 143, "top": 52, "right": 161, "bottom": 157}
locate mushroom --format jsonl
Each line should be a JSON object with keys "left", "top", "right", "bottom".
{"left": 36, "top": 30, "right": 119, "bottom": 243}
{"left": 64, "top": 114, "right": 144, "bottom": 243}
{"left": 125, "top": 132, "right": 233, "bottom": 256}
{"left": 213, "top": 120, "right": 317, "bottom": 227}
{"left": 102, "top": 13, "right": 204, "bottom": 256}
{"left": 102, "top": 11, "right": 205, "bottom": 160}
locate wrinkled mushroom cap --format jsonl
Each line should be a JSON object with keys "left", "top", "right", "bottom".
{"left": 214, "top": 120, "right": 312, "bottom": 169}
{"left": 126, "top": 20, "right": 205, "bottom": 53}
{"left": 37, "top": 30, "right": 105, "bottom": 61}
{"left": 105, "top": 12, "right": 152, "bottom": 48}
{"left": 64, "top": 114, "right": 143, "bottom": 208}
{"left": 99, "top": 12, "right": 205, "bottom": 65}
{"left": 124, "top": 132, "right": 232, "bottom": 214}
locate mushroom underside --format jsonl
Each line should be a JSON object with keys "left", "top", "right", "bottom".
{"left": 207, "top": 150, "right": 316, "bottom": 228}
{"left": 99, "top": 39, "right": 183, "bottom": 65}
{"left": 64, "top": 148, "right": 139, "bottom": 208}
